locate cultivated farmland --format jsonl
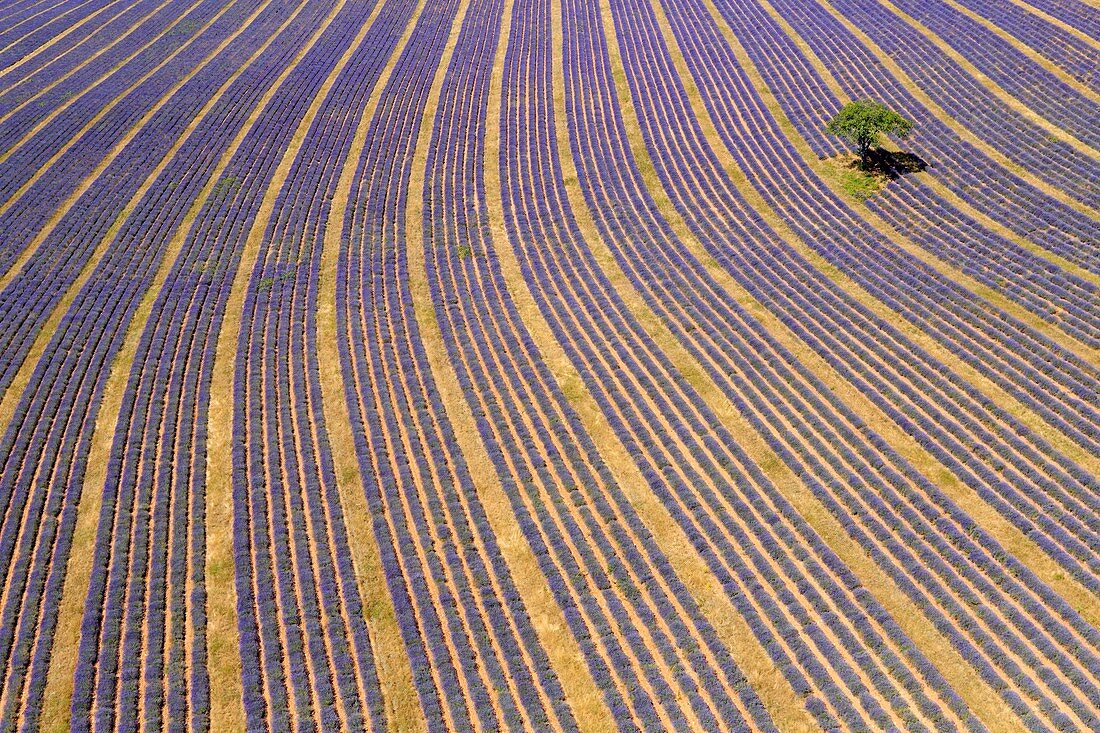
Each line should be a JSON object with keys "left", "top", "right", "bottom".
{"left": 0, "top": 0, "right": 1096, "bottom": 729}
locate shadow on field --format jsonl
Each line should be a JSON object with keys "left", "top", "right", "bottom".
{"left": 861, "top": 149, "right": 928, "bottom": 180}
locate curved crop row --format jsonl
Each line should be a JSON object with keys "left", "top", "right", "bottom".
{"left": 936, "top": 0, "right": 1098, "bottom": 86}
{"left": 413, "top": 0, "right": 790, "bottom": 729}
{"left": 65, "top": 2, "right": 366, "bottom": 730}
{"left": 0, "top": 0, "right": 289, "bottom": 404}
{"left": 699, "top": 0, "right": 1099, "bottom": 345}
{"left": 0, "top": 0, "right": 195, "bottom": 129}
{"left": 744, "top": 0, "right": 1100, "bottom": 273}
{"left": 0, "top": 0, "right": 1094, "bottom": 730}
{"left": 332, "top": 0, "right": 592, "bottom": 730}
{"left": 1016, "top": 0, "right": 1100, "bottom": 39}
{"left": 508, "top": 0, "right": 988, "bottom": 729}
{"left": 608, "top": 0, "right": 1100, "bottom": 594}
{"left": 0, "top": 0, "right": 261, "bottom": 286}
{"left": 871, "top": 0, "right": 1098, "bottom": 145}
{"left": 227, "top": 0, "right": 437, "bottom": 728}
{"left": 0, "top": 1, "right": 342, "bottom": 729}
{"left": 824, "top": 0, "right": 1100, "bottom": 205}
{"left": 0, "top": 0, "right": 111, "bottom": 69}
{"left": 655, "top": 0, "right": 1100, "bottom": 455}
{"left": 868, "top": 178, "right": 1099, "bottom": 348}
{"left": 558, "top": 0, "right": 1100, "bottom": 728}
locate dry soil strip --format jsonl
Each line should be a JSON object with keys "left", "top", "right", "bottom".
{"left": 314, "top": 0, "right": 444, "bottom": 729}
{"left": 0, "top": 0, "right": 189, "bottom": 129}
{"left": 804, "top": 0, "right": 1100, "bottom": 219}
{"left": 736, "top": 0, "right": 1099, "bottom": 287}
{"left": 1008, "top": 0, "right": 1100, "bottom": 49}
{"left": 686, "top": 0, "right": 1098, "bottom": 364}
{"left": 488, "top": 0, "right": 865, "bottom": 726}
{"left": 401, "top": 0, "right": 628, "bottom": 728}
{"left": 0, "top": 0, "right": 268, "bottom": 285}
{"left": 868, "top": 0, "right": 1100, "bottom": 131}
{"left": 35, "top": 0, "right": 324, "bottom": 728}
{"left": 0, "top": 0, "right": 265, "bottom": 247}
{"left": 0, "top": 0, "right": 114, "bottom": 71}
{"left": 203, "top": 0, "right": 401, "bottom": 727}
{"left": 933, "top": 0, "right": 1099, "bottom": 99}
{"left": 630, "top": 0, "right": 1100, "bottom": 632}
{"left": 0, "top": 0, "right": 298, "bottom": 442}
{"left": 594, "top": 0, "right": 1027, "bottom": 727}
{"left": 696, "top": 0, "right": 1100, "bottom": 477}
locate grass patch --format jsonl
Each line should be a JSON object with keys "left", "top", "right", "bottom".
{"left": 820, "top": 149, "right": 927, "bottom": 201}
{"left": 821, "top": 155, "right": 881, "bottom": 200}
{"left": 837, "top": 165, "right": 880, "bottom": 199}
{"left": 210, "top": 174, "right": 241, "bottom": 200}
{"left": 169, "top": 19, "right": 200, "bottom": 36}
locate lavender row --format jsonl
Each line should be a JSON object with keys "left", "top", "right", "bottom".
{"left": 0, "top": 1, "right": 337, "bottom": 728}
{"left": 677, "top": 0, "right": 1100, "bottom": 457}
{"left": 946, "top": 0, "right": 1098, "bottom": 85}
{"left": 606, "top": 0, "right": 1100, "bottom": 660}
{"left": 827, "top": 0, "right": 1099, "bottom": 206}
{"left": 530, "top": 1, "right": 989, "bottom": 729}
{"left": 564, "top": 4, "right": 1100, "bottom": 719}
{"left": 0, "top": 0, "right": 147, "bottom": 106}
{"left": 568, "top": 0, "right": 1100, "bottom": 726}
{"left": 357, "top": 0, "right": 579, "bottom": 725}
{"left": 0, "top": 0, "right": 259, "bottom": 263}
{"left": 231, "top": 0, "right": 449, "bottom": 728}
{"left": 1012, "top": 0, "right": 1100, "bottom": 39}
{"left": 882, "top": 0, "right": 1098, "bottom": 146}
{"left": 0, "top": 0, "right": 111, "bottom": 68}
{"left": 416, "top": 0, "right": 784, "bottom": 728}
{"left": 62, "top": 1, "right": 355, "bottom": 730}
{"left": 681, "top": 0, "right": 843, "bottom": 159}
{"left": 0, "top": 0, "right": 56, "bottom": 31}
{"left": 868, "top": 177, "right": 1099, "bottom": 347}
{"left": 0, "top": 0, "right": 192, "bottom": 125}
{"left": 0, "top": 0, "right": 294, "bottom": 412}
{"left": 337, "top": 14, "right": 483, "bottom": 728}
{"left": 229, "top": 5, "right": 399, "bottom": 728}
{"left": 653, "top": 0, "right": 1100, "bottom": 479}
{"left": 749, "top": 0, "right": 1100, "bottom": 273}
{"left": 0, "top": 0, "right": 73, "bottom": 39}
{"left": 702, "top": 0, "right": 1095, "bottom": 299}
{"left": 334, "top": 0, "right": 595, "bottom": 728}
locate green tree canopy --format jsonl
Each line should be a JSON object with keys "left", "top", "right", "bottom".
{"left": 826, "top": 100, "right": 914, "bottom": 168}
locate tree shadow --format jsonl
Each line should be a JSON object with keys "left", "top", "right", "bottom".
{"left": 858, "top": 148, "right": 928, "bottom": 180}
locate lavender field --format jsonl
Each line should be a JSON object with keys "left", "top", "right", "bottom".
{"left": 0, "top": 0, "right": 1097, "bottom": 729}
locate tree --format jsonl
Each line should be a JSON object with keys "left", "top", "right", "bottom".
{"left": 826, "top": 100, "right": 913, "bottom": 169}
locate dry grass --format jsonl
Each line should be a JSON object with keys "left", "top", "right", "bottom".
{"left": 596, "top": 0, "right": 1029, "bottom": 726}
{"left": 34, "top": 0, "right": 318, "bottom": 726}
{"left": 689, "top": 0, "right": 1100, "bottom": 629}
{"left": 399, "top": 0, "right": 617, "bottom": 728}
{"left": 203, "top": 0, "right": 379, "bottom": 726}
{"left": 314, "top": 1, "right": 440, "bottom": 729}
{"left": 933, "top": 0, "right": 1099, "bottom": 100}
{"left": 19, "top": 0, "right": 1100, "bottom": 729}
{"left": 0, "top": 0, "right": 255, "bottom": 219}
{"left": 0, "top": 0, "right": 122, "bottom": 82}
